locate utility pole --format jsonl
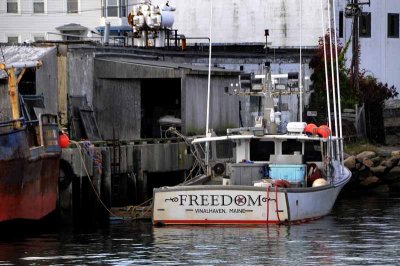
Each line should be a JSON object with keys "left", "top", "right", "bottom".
{"left": 346, "top": 0, "right": 370, "bottom": 92}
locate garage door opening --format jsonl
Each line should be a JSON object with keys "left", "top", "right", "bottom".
{"left": 141, "top": 78, "right": 181, "bottom": 138}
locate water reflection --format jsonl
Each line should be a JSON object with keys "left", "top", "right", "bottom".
{"left": 0, "top": 193, "right": 399, "bottom": 265}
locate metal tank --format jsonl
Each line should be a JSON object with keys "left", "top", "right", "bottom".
{"left": 128, "top": 1, "right": 175, "bottom": 47}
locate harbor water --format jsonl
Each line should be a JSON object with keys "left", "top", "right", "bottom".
{"left": 1, "top": 192, "right": 400, "bottom": 265}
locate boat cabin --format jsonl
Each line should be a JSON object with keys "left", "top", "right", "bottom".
{"left": 193, "top": 128, "right": 340, "bottom": 188}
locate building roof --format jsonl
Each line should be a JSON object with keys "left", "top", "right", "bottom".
{"left": 94, "top": 56, "right": 240, "bottom": 76}
{"left": 56, "top": 23, "right": 88, "bottom": 32}
{"left": 0, "top": 45, "right": 55, "bottom": 79}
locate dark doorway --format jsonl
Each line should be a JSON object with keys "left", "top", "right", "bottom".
{"left": 141, "top": 78, "right": 181, "bottom": 138}
{"left": 18, "top": 69, "right": 36, "bottom": 95}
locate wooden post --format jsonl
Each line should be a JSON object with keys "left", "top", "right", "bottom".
{"left": 101, "top": 149, "right": 111, "bottom": 223}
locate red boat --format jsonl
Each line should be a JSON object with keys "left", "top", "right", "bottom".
{"left": 0, "top": 61, "right": 61, "bottom": 222}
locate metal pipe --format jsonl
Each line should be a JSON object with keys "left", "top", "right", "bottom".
{"left": 328, "top": 0, "right": 340, "bottom": 162}
{"left": 205, "top": 0, "right": 213, "bottom": 174}
{"left": 103, "top": 22, "right": 111, "bottom": 45}
{"left": 299, "top": 0, "right": 303, "bottom": 122}
{"left": 321, "top": 0, "right": 332, "bottom": 130}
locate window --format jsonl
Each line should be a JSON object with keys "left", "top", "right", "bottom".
{"left": 34, "top": 36, "right": 45, "bottom": 42}
{"left": 339, "top": 11, "right": 344, "bottom": 38}
{"left": 7, "top": 36, "right": 19, "bottom": 44}
{"left": 359, "top": 12, "right": 371, "bottom": 38}
{"left": 121, "top": 0, "right": 127, "bottom": 17}
{"left": 33, "top": 0, "right": 45, "bottom": 14}
{"left": 388, "top": 13, "right": 399, "bottom": 38}
{"left": 103, "top": 0, "right": 127, "bottom": 18}
{"left": 67, "top": 0, "right": 78, "bottom": 13}
{"left": 7, "top": 0, "right": 18, "bottom": 13}
{"left": 107, "top": 0, "right": 118, "bottom": 17}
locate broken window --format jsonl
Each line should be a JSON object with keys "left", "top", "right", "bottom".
{"left": 33, "top": 0, "right": 45, "bottom": 14}
{"left": 7, "top": 0, "right": 18, "bottom": 13}
{"left": 388, "top": 13, "right": 399, "bottom": 38}
{"left": 67, "top": 0, "right": 78, "bottom": 13}
{"left": 359, "top": 12, "right": 371, "bottom": 38}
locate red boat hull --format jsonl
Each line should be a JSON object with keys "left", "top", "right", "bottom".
{"left": 0, "top": 121, "right": 61, "bottom": 222}
{"left": 0, "top": 156, "right": 60, "bottom": 222}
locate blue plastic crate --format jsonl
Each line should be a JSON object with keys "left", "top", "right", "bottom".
{"left": 268, "top": 164, "right": 306, "bottom": 184}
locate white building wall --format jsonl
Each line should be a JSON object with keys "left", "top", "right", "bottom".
{"left": 0, "top": 0, "right": 102, "bottom": 42}
{"left": 337, "top": 0, "right": 400, "bottom": 91}
{"left": 154, "top": 0, "right": 329, "bottom": 47}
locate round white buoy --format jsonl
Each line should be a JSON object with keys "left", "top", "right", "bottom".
{"left": 312, "top": 178, "right": 328, "bottom": 187}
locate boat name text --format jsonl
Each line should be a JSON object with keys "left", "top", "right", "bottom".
{"left": 165, "top": 194, "right": 268, "bottom": 207}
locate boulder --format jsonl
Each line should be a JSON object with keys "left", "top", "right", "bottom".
{"left": 381, "top": 156, "right": 400, "bottom": 169}
{"left": 363, "top": 158, "right": 374, "bottom": 168}
{"left": 344, "top": 156, "right": 356, "bottom": 170}
{"left": 370, "top": 165, "right": 388, "bottom": 176}
{"left": 356, "top": 151, "right": 377, "bottom": 161}
{"left": 370, "top": 156, "right": 383, "bottom": 166}
{"left": 383, "top": 166, "right": 400, "bottom": 181}
{"left": 391, "top": 150, "right": 400, "bottom": 157}
{"left": 360, "top": 176, "right": 380, "bottom": 186}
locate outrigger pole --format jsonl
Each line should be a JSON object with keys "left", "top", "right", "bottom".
{"left": 205, "top": 0, "right": 213, "bottom": 174}
{"left": 332, "top": 0, "right": 345, "bottom": 168}
{"left": 327, "top": 0, "right": 341, "bottom": 163}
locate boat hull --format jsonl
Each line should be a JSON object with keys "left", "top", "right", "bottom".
{"left": 0, "top": 128, "right": 60, "bottom": 222}
{"left": 152, "top": 168, "right": 351, "bottom": 225}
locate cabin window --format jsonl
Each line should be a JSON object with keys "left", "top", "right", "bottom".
{"left": 215, "top": 140, "right": 233, "bottom": 159}
{"left": 7, "top": 36, "right": 19, "bottom": 44}
{"left": 359, "top": 12, "right": 371, "bottom": 38}
{"left": 250, "top": 140, "right": 274, "bottom": 161}
{"left": 388, "top": 13, "right": 399, "bottom": 38}
{"left": 67, "top": 0, "right": 78, "bottom": 13}
{"left": 339, "top": 11, "right": 344, "bottom": 38}
{"left": 33, "top": 0, "right": 45, "bottom": 14}
{"left": 304, "top": 141, "right": 322, "bottom": 161}
{"left": 282, "top": 140, "right": 302, "bottom": 155}
{"left": 7, "top": 0, "right": 18, "bottom": 13}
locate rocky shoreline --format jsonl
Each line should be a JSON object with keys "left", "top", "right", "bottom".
{"left": 344, "top": 149, "right": 400, "bottom": 193}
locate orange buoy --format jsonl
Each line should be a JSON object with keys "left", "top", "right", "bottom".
{"left": 317, "top": 125, "right": 331, "bottom": 138}
{"left": 58, "top": 133, "right": 70, "bottom": 148}
{"left": 304, "top": 123, "right": 317, "bottom": 136}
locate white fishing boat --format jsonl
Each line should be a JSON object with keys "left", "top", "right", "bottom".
{"left": 152, "top": 0, "right": 351, "bottom": 225}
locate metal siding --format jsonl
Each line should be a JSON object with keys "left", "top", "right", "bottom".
{"left": 93, "top": 78, "right": 141, "bottom": 140}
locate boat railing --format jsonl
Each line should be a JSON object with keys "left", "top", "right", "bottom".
{"left": 0, "top": 118, "right": 25, "bottom": 128}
